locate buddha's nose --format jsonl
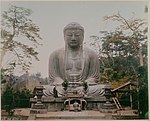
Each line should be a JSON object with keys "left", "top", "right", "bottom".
{"left": 71, "top": 34, "right": 76, "bottom": 41}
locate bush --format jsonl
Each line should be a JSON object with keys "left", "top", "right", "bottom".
{"left": 1, "top": 86, "right": 33, "bottom": 112}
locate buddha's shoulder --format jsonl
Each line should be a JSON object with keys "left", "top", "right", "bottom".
{"left": 84, "top": 47, "right": 97, "bottom": 55}
{"left": 50, "top": 48, "right": 65, "bottom": 56}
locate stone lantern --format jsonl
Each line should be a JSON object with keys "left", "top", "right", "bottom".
{"left": 32, "top": 85, "right": 45, "bottom": 109}
{"left": 101, "top": 81, "right": 116, "bottom": 113}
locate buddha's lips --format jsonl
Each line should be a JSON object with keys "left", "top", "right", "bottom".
{"left": 70, "top": 41, "right": 77, "bottom": 44}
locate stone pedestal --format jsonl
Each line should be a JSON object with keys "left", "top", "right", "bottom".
{"left": 30, "top": 83, "right": 117, "bottom": 113}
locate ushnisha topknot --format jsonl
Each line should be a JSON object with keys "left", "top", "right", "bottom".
{"left": 63, "top": 22, "right": 84, "bottom": 33}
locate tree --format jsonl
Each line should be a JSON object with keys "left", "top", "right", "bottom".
{"left": 102, "top": 13, "right": 147, "bottom": 67}
{"left": 90, "top": 13, "right": 148, "bottom": 118}
{"left": 91, "top": 13, "right": 147, "bottom": 82}
{"left": 1, "top": 86, "right": 14, "bottom": 115}
{"left": 1, "top": 86, "right": 34, "bottom": 111}
{"left": 1, "top": 5, "right": 42, "bottom": 72}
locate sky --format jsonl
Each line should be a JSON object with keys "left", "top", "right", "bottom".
{"left": 1, "top": 1, "right": 148, "bottom": 78}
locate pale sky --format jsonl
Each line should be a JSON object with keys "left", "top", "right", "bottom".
{"left": 1, "top": 1, "right": 148, "bottom": 77}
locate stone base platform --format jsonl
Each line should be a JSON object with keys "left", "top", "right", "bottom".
{"left": 27, "top": 110, "right": 139, "bottom": 120}
{"left": 29, "top": 111, "right": 112, "bottom": 120}
{"left": 11, "top": 108, "right": 138, "bottom": 120}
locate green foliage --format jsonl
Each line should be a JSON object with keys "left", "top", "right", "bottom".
{"left": 98, "top": 30, "right": 141, "bottom": 83}
{"left": 1, "top": 86, "right": 14, "bottom": 115}
{"left": 144, "top": 112, "right": 149, "bottom": 119}
{"left": 1, "top": 86, "right": 33, "bottom": 111}
{"left": 137, "top": 66, "right": 148, "bottom": 118}
{"left": 120, "top": 93, "right": 131, "bottom": 107}
{"left": 1, "top": 4, "right": 42, "bottom": 71}
{"left": 90, "top": 13, "right": 148, "bottom": 119}
{"left": 1, "top": 69, "right": 7, "bottom": 84}
{"left": 91, "top": 14, "right": 147, "bottom": 83}
{"left": 62, "top": 80, "right": 68, "bottom": 90}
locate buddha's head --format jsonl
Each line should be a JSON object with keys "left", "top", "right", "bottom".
{"left": 64, "top": 22, "right": 84, "bottom": 49}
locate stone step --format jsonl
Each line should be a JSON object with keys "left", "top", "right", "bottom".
{"left": 35, "top": 111, "right": 110, "bottom": 120}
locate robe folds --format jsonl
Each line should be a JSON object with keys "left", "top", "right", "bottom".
{"left": 48, "top": 47, "right": 100, "bottom": 85}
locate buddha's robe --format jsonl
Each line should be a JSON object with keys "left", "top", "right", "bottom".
{"left": 43, "top": 47, "right": 105, "bottom": 97}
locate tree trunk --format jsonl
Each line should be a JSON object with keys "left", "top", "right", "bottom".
{"left": 138, "top": 46, "right": 144, "bottom": 66}
{"left": 0, "top": 49, "right": 6, "bottom": 69}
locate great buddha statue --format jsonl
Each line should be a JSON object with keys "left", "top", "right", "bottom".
{"left": 43, "top": 22, "right": 105, "bottom": 97}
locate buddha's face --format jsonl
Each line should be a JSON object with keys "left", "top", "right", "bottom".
{"left": 64, "top": 29, "right": 84, "bottom": 49}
